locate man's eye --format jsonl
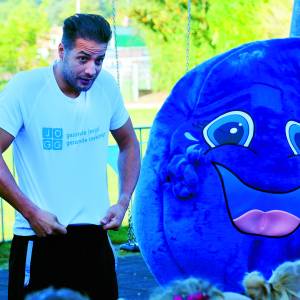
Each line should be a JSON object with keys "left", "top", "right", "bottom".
{"left": 78, "top": 57, "right": 88, "bottom": 63}
{"left": 95, "top": 59, "right": 104, "bottom": 66}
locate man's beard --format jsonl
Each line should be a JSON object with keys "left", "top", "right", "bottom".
{"left": 62, "top": 67, "right": 82, "bottom": 93}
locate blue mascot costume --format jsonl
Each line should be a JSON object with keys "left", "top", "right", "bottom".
{"left": 133, "top": 38, "right": 300, "bottom": 291}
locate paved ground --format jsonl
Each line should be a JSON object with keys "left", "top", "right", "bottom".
{"left": 0, "top": 250, "right": 159, "bottom": 300}
{"left": 0, "top": 269, "right": 7, "bottom": 300}
{"left": 117, "top": 253, "right": 159, "bottom": 300}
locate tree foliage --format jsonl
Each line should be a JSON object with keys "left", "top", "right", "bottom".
{"left": 128, "top": 0, "right": 293, "bottom": 91}
{"left": 0, "top": 0, "right": 50, "bottom": 77}
{"left": 43, "top": 0, "right": 111, "bottom": 26}
{"left": 0, "top": 0, "right": 294, "bottom": 93}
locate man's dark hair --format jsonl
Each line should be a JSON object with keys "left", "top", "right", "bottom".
{"left": 62, "top": 14, "right": 112, "bottom": 49}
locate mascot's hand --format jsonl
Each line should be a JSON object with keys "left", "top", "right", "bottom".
{"left": 166, "top": 150, "right": 200, "bottom": 199}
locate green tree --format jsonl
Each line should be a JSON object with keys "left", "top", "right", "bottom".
{"left": 128, "top": 0, "right": 293, "bottom": 91}
{"left": 43, "top": 0, "right": 116, "bottom": 26}
{"left": 0, "top": 0, "right": 50, "bottom": 80}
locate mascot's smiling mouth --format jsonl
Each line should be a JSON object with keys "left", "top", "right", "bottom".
{"left": 215, "top": 164, "right": 300, "bottom": 237}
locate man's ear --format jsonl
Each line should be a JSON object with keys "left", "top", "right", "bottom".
{"left": 58, "top": 42, "right": 65, "bottom": 60}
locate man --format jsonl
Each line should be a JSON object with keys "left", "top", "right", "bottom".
{"left": 0, "top": 14, "right": 140, "bottom": 300}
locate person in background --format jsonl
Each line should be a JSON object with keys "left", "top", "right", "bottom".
{"left": 25, "top": 287, "right": 90, "bottom": 300}
{"left": 243, "top": 260, "right": 300, "bottom": 300}
{"left": 149, "top": 277, "right": 251, "bottom": 300}
{"left": 0, "top": 13, "right": 140, "bottom": 300}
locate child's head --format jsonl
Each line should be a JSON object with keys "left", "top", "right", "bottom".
{"left": 149, "top": 277, "right": 225, "bottom": 300}
{"left": 25, "top": 287, "right": 90, "bottom": 300}
{"left": 242, "top": 271, "right": 268, "bottom": 300}
{"left": 243, "top": 260, "right": 300, "bottom": 300}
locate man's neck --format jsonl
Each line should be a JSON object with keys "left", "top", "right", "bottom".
{"left": 53, "top": 62, "right": 80, "bottom": 98}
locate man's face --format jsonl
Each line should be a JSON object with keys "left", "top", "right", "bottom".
{"left": 60, "top": 38, "right": 108, "bottom": 93}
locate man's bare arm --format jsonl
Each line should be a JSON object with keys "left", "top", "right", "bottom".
{"left": 0, "top": 128, "right": 67, "bottom": 236}
{"left": 101, "top": 118, "right": 141, "bottom": 230}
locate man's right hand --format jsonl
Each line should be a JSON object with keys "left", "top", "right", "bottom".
{"left": 26, "top": 208, "right": 67, "bottom": 237}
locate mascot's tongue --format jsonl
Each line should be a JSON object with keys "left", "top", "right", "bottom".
{"left": 233, "top": 210, "right": 300, "bottom": 236}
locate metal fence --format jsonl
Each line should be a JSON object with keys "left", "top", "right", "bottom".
{"left": 0, "top": 126, "right": 151, "bottom": 243}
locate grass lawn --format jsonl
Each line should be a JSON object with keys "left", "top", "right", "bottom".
{"left": 0, "top": 242, "right": 10, "bottom": 269}
{"left": 128, "top": 107, "right": 158, "bottom": 128}
{"left": 0, "top": 106, "right": 160, "bottom": 244}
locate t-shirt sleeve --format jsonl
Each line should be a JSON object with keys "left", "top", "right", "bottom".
{"left": 0, "top": 74, "right": 24, "bottom": 137}
{"left": 109, "top": 84, "right": 129, "bottom": 130}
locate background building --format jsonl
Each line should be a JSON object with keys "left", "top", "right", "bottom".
{"left": 103, "top": 26, "right": 152, "bottom": 102}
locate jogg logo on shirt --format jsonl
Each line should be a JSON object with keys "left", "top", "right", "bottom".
{"left": 42, "top": 128, "right": 63, "bottom": 150}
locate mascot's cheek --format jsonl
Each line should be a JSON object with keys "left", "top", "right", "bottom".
{"left": 162, "top": 170, "right": 249, "bottom": 286}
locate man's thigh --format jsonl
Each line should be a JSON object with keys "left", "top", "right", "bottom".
{"left": 8, "top": 235, "right": 31, "bottom": 300}
{"left": 9, "top": 225, "right": 118, "bottom": 300}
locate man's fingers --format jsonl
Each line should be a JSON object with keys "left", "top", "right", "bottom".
{"left": 53, "top": 223, "right": 67, "bottom": 234}
{"left": 101, "top": 204, "right": 126, "bottom": 230}
{"left": 35, "top": 229, "right": 46, "bottom": 237}
{"left": 103, "top": 218, "right": 121, "bottom": 230}
{"left": 34, "top": 222, "right": 67, "bottom": 236}
{"left": 100, "top": 218, "right": 108, "bottom": 225}
{"left": 101, "top": 212, "right": 113, "bottom": 225}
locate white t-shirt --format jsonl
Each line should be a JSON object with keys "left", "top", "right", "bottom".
{"left": 0, "top": 66, "right": 129, "bottom": 235}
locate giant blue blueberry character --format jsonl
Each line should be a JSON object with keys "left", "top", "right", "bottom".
{"left": 133, "top": 38, "right": 300, "bottom": 291}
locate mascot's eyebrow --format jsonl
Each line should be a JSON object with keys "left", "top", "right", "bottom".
{"left": 196, "top": 83, "right": 282, "bottom": 118}
{"left": 250, "top": 83, "right": 282, "bottom": 113}
{"left": 196, "top": 89, "right": 252, "bottom": 117}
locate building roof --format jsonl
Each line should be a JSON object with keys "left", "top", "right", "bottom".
{"left": 114, "top": 26, "right": 146, "bottom": 47}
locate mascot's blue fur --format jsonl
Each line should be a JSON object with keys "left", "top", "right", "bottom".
{"left": 133, "top": 38, "right": 300, "bottom": 291}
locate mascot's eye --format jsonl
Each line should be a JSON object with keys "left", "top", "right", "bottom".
{"left": 286, "top": 121, "right": 300, "bottom": 155}
{"left": 203, "top": 111, "right": 254, "bottom": 147}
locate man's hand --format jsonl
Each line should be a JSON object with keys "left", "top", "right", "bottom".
{"left": 26, "top": 207, "right": 67, "bottom": 237}
{"left": 100, "top": 203, "right": 127, "bottom": 230}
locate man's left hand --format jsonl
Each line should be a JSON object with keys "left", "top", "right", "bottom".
{"left": 100, "top": 203, "right": 127, "bottom": 230}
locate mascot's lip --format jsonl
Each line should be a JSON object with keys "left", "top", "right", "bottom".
{"left": 234, "top": 210, "right": 300, "bottom": 236}
{"left": 214, "top": 163, "right": 300, "bottom": 237}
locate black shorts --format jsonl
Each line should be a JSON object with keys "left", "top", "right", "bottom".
{"left": 8, "top": 224, "right": 118, "bottom": 300}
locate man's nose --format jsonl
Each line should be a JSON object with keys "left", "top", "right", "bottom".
{"left": 84, "top": 62, "right": 97, "bottom": 77}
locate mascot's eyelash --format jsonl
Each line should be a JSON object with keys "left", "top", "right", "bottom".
{"left": 184, "top": 132, "right": 199, "bottom": 142}
{"left": 186, "top": 144, "right": 200, "bottom": 153}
